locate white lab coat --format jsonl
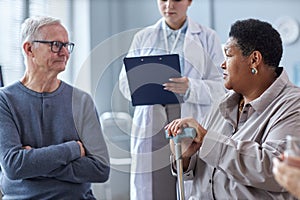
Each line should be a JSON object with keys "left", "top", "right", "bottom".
{"left": 119, "top": 17, "right": 225, "bottom": 200}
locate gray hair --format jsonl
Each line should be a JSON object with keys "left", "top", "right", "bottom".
{"left": 21, "top": 15, "right": 61, "bottom": 44}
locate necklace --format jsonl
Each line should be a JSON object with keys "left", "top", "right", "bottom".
{"left": 239, "top": 98, "right": 245, "bottom": 113}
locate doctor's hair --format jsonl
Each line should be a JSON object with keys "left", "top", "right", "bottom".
{"left": 21, "top": 15, "right": 61, "bottom": 44}
{"left": 229, "top": 18, "right": 283, "bottom": 68}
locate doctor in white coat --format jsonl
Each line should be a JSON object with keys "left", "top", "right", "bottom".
{"left": 119, "top": 0, "right": 225, "bottom": 199}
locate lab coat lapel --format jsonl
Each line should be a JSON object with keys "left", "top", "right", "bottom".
{"left": 183, "top": 18, "right": 205, "bottom": 75}
{"left": 140, "top": 18, "right": 165, "bottom": 55}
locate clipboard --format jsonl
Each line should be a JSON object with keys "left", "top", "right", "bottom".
{"left": 123, "top": 54, "right": 183, "bottom": 106}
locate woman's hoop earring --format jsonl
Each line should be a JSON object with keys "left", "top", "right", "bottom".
{"left": 251, "top": 68, "right": 258, "bottom": 74}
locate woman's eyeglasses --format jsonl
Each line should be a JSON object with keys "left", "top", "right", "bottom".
{"left": 32, "top": 40, "right": 75, "bottom": 54}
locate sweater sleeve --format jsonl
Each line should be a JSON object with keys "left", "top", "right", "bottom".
{"left": 44, "top": 89, "right": 110, "bottom": 183}
{"left": 0, "top": 90, "right": 81, "bottom": 180}
{"left": 0, "top": 84, "right": 110, "bottom": 183}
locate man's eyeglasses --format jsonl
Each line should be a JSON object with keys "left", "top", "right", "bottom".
{"left": 32, "top": 40, "right": 75, "bottom": 54}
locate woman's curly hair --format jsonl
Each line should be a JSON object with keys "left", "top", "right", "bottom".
{"left": 229, "top": 18, "right": 283, "bottom": 68}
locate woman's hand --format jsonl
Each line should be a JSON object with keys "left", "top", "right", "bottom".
{"left": 165, "top": 117, "right": 207, "bottom": 168}
{"left": 272, "top": 157, "right": 300, "bottom": 198}
{"left": 165, "top": 117, "right": 206, "bottom": 143}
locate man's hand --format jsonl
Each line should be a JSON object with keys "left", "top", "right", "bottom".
{"left": 77, "top": 141, "right": 86, "bottom": 157}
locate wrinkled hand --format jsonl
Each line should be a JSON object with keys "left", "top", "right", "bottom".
{"left": 272, "top": 157, "right": 300, "bottom": 198}
{"left": 77, "top": 141, "right": 86, "bottom": 157}
{"left": 163, "top": 77, "right": 189, "bottom": 95}
{"left": 165, "top": 117, "right": 207, "bottom": 160}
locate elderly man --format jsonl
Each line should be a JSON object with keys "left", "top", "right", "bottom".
{"left": 0, "top": 16, "right": 110, "bottom": 199}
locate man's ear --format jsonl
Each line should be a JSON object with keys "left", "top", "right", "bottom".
{"left": 23, "top": 42, "right": 33, "bottom": 56}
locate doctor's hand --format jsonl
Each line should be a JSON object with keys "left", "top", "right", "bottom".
{"left": 163, "top": 76, "right": 189, "bottom": 95}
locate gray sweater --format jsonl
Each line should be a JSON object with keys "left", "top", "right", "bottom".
{"left": 0, "top": 81, "right": 110, "bottom": 199}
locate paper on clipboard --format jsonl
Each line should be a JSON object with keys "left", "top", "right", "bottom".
{"left": 123, "top": 54, "right": 183, "bottom": 106}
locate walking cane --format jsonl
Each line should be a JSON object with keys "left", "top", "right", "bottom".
{"left": 165, "top": 127, "right": 196, "bottom": 200}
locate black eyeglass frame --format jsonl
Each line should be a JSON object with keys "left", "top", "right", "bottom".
{"left": 32, "top": 40, "right": 75, "bottom": 54}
